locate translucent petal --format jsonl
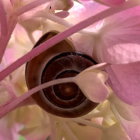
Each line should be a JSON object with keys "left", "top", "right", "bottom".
{"left": 109, "top": 94, "right": 140, "bottom": 121}
{"left": 8, "top": 106, "right": 51, "bottom": 140}
{"left": 120, "top": 119, "right": 140, "bottom": 140}
{"left": 66, "top": 121, "right": 102, "bottom": 140}
{"left": 67, "top": 1, "right": 108, "bottom": 31}
{"left": 96, "top": 6, "right": 140, "bottom": 64}
{"left": 113, "top": 107, "right": 140, "bottom": 140}
{"left": 75, "top": 64, "right": 109, "bottom": 103}
{"left": 102, "top": 123, "right": 129, "bottom": 140}
{"left": 0, "top": 118, "right": 21, "bottom": 140}
{"left": 106, "top": 61, "right": 140, "bottom": 105}
{"left": 50, "top": 0, "right": 73, "bottom": 11}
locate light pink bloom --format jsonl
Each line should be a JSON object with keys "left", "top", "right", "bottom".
{"left": 0, "top": 118, "right": 22, "bottom": 140}
{"left": 74, "top": 63, "right": 109, "bottom": 103}
{"left": 0, "top": 0, "right": 140, "bottom": 140}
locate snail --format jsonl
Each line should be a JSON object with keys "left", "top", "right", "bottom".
{"left": 25, "top": 31, "right": 98, "bottom": 118}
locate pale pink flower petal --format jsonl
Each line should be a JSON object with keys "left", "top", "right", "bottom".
{"left": 98, "top": 6, "right": 140, "bottom": 64}
{"left": 16, "top": 0, "right": 49, "bottom": 16}
{"left": 106, "top": 61, "right": 140, "bottom": 105}
{"left": 67, "top": 1, "right": 108, "bottom": 31}
{"left": 49, "top": 0, "right": 73, "bottom": 11}
{"left": 113, "top": 107, "right": 140, "bottom": 140}
{"left": 7, "top": 105, "right": 50, "bottom": 140}
{"left": 0, "top": 0, "right": 140, "bottom": 140}
{"left": 0, "top": 82, "right": 16, "bottom": 106}
{"left": 66, "top": 121, "right": 102, "bottom": 140}
{"left": 102, "top": 123, "right": 129, "bottom": 140}
{"left": 20, "top": 126, "right": 50, "bottom": 140}
{"left": 110, "top": 94, "right": 140, "bottom": 121}
{"left": 0, "top": 2, "right": 134, "bottom": 81}
{"left": 121, "top": 120, "right": 140, "bottom": 140}
{"left": 0, "top": 118, "right": 22, "bottom": 140}
{"left": 55, "top": 11, "right": 69, "bottom": 18}
{"left": 74, "top": 64, "right": 109, "bottom": 103}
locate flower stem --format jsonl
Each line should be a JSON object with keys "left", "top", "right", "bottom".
{"left": 0, "top": 77, "right": 74, "bottom": 118}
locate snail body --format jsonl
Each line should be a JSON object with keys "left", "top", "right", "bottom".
{"left": 25, "top": 31, "right": 98, "bottom": 118}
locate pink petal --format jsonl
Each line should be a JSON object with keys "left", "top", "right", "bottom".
{"left": 0, "top": 118, "right": 21, "bottom": 140}
{"left": 106, "top": 61, "right": 140, "bottom": 105}
{"left": 114, "top": 108, "right": 140, "bottom": 140}
{"left": 3, "top": 47, "right": 20, "bottom": 66}
{"left": 16, "top": 0, "right": 49, "bottom": 16}
{"left": 55, "top": 11, "right": 69, "bottom": 18}
{"left": 121, "top": 119, "right": 140, "bottom": 140}
{"left": 67, "top": 1, "right": 108, "bottom": 31}
{"left": 0, "top": 18, "right": 17, "bottom": 65}
{"left": 103, "top": 123, "right": 129, "bottom": 140}
{"left": 75, "top": 70, "right": 109, "bottom": 103}
{"left": 20, "top": 126, "right": 50, "bottom": 140}
{"left": 50, "top": 0, "right": 73, "bottom": 11}
{"left": 98, "top": 5, "right": 140, "bottom": 64}
{"left": 110, "top": 95, "right": 140, "bottom": 121}
{"left": 0, "top": 3, "right": 134, "bottom": 81}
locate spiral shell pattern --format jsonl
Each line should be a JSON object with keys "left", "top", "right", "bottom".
{"left": 25, "top": 31, "right": 98, "bottom": 118}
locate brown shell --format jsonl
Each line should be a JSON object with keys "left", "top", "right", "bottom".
{"left": 25, "top": 31, "right": 98, "bottom": 118}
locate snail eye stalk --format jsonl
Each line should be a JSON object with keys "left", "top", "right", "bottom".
{"left": 25, "top": 31, "right": 98, "bottom": 118}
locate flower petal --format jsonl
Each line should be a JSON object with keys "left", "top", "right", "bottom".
{"left": 0, "top": 2, "right": 133, "bottom": 81}
{"left": 55, "top": 11, "right": 69, "bottom": 18}
{"left": 122, "top": 120, "right": 140, "bottom": 140}
{"left": 0, "top": 118, "right": 22, "bottom": 140}
{"left": 75, "top": 65, "right": 109, "bottom": 103}
{"left": 66, "top": 121, "right": 102, "bottom": 140}
{"left": 102, "top": 123, "right": 129, "bottom": 140}
{"left": 120, "top": 119, "right": 140, "bottom": 140}
{"left": 97, "top": 5, "right": 140, "bottom": 64}
{"left": 50, "top": 0, "right": 73, "bottom": 11}
{"left": 109, "top": 94, "right": 140, "bottom": 121}
{"left": 106, "top": 61, "right": 140, "bottom": 105}
{"left": 8, "top": 106, "right": 50, "bottom": 140}
{"left": 112, "top": 106, "right": 140, "bottom": 140}
{"left": 67, "top": 0, "right": 108, "bottom": 31}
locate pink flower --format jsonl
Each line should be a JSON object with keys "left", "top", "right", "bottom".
{"left": 0, "top": 0, "right": 140, "bottom": 140}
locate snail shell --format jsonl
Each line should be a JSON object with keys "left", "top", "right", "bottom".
{"left": 25, "top": 31, "right": 98, "bottom": 118}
